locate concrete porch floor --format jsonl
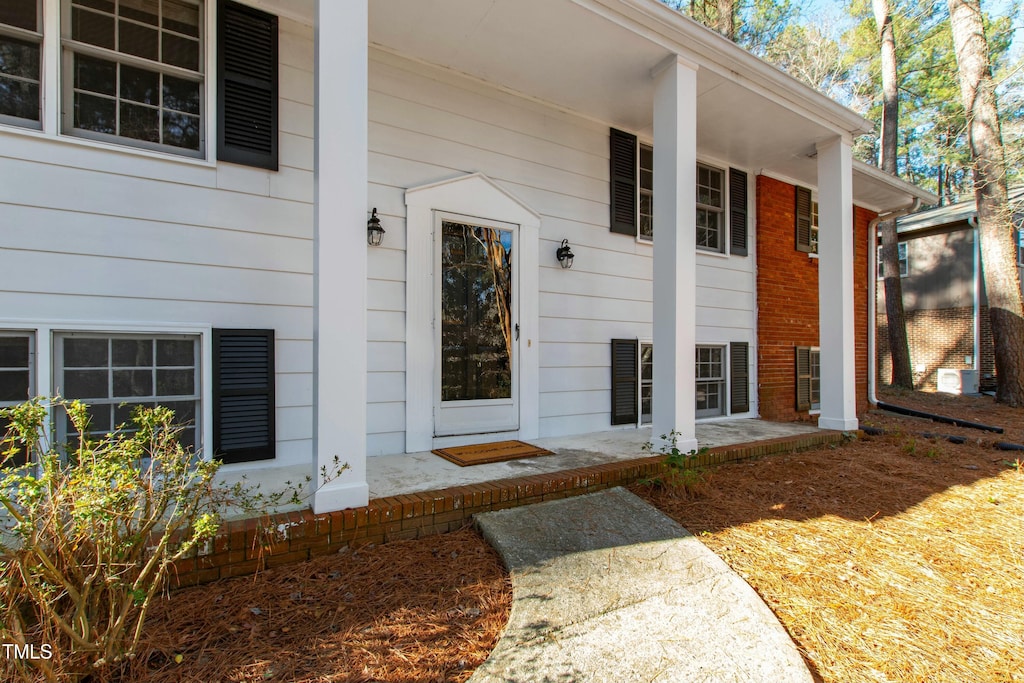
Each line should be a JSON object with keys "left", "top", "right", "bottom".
{"left": 220, "top": 419, "right": 822, "bottom": 512}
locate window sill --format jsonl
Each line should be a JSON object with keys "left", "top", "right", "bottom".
{"left": 697, "top": 249, "right": 730, "bottom": 260}
{"left": 808, "top": 252, "right": 819, "bottom": 260}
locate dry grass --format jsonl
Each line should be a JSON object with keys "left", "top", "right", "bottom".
{"left": 128, "top": 526, "right": 511, "bottom": 683}
{"left": 634, "top": 389, "right": 1024, "bottom": 683}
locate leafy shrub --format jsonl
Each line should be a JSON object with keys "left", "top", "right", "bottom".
{"left": 640, "top": 430, "right": 709, "bottom": 497}
{"left": 0, "top": 398, "right": 342, "bottom": 682}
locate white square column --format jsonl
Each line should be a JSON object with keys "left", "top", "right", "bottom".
{"left": 816, "top": 137, "right": 859, "bottom": 431}
{"left": 312, "top": 0, "right": 369, "bottom": 513}
{"left": 652, "top": 56, "right": 699, "bottom": 452}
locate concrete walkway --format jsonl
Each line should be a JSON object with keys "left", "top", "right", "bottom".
{"left": 471, "top": 487, "right": 813, "bottom": 683}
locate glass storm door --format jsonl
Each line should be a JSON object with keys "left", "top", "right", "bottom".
{"left": 434, "top": 217, "right": 519, "bottom": 437}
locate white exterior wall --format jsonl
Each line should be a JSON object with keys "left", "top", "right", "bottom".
{"left": 0, "top": 11, "right": 758, "bottom": 464}
{"left": 0, "top": 13, "right": 317, "bottom": 472}
{"left": 365, "top": 50, "right": 758, "bottom": 453}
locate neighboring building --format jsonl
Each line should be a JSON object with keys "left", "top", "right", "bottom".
{"left": 0, "top": 0, "right": 933, "bottom": 514}
{"left": 878, "top": 187, "right": 1024, "bottom": 391}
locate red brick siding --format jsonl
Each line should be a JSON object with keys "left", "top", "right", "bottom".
{"left": 755, "top": 176, "right": 873, "bottom": 421}
{"left": 876, "top": 305, "right": 995, "bottom": 391}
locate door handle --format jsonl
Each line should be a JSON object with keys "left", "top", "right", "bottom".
{"left": 514, "top": 323, "right": 520, "bottom": 341}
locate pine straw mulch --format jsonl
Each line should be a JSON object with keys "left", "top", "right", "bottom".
{"left": 633, "top": 389, "right": 1024, "bottom": 683}
{"left": 127, "top": 526, "right": 511, "bottom": 683}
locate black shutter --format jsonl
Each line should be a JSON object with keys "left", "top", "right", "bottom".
{"left": 611, "top": 339, "right": 638, "bottom": 425}
{"left": 730, "top": 342, "right": 749, "bottom": 414}
{"left": 795, "top": 186, "right": 814, "bottom": 253}
{"left": 609, "top": 128, "right": 638, "bottom": 236}
{"left": 213, "top": 329, "right": 276, "bottom": 463}
{"left": 795, "top": 346, "right": 812, "bottom": 411}
{"left": 218, "top": 0, "right": 278, "bottom": 170}
{"left": 729, "top": 168, "right": 748, "bottom": 256}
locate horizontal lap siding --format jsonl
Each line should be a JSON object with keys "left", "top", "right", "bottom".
{"left": 367, "top": 51, "right": 756, "bottom": 446}
{"left": 0, "top": 17, "right": 315, "bottom": 470}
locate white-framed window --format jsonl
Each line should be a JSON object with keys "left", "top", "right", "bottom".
{"left": 696, "top": 164, "right": 726, "bottom": 253}
{"left": 54, "top": 332, "right": 200, "bottom": 450}
{"left": 0, "top": 0, "right": 43, "bottom": 128}
{"left": 639, "top": 341, "right": 652, "bottom": 424}
{"left": 877, "top": 242, "right": 909, "bottom": 279}
{"left": 0, "top": 332, "right": 35, "bottom": 466}
{"left": 695, "top": 345, "right": 725, "bottom": 418}
{"left": 638, "top": 143, "right": 653, "bottom": 242}
{"left": 811, "top": 200, "right": 819, "bottom": 254}
{"left": 61, "top": 0, "right": 204, "bottom": 156}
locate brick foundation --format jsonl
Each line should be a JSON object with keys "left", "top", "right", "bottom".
{"left": 755, "top": 176, "right": 872, "bottom": 421}
{"left": 170, "top": 431, "right": 849, "bottom": 587}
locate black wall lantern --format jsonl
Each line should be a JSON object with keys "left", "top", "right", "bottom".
{"left": 367, "top": 207, "right": 385, "bottom": 246}
{"left": 556, "top": 239, "right": 575, "bottom": 269}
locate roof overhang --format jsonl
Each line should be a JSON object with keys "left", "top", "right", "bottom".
{"left": 274, "top": 0, "right": 933, "bottom": 211}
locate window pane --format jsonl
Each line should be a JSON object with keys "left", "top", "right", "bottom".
{"left": 114, "top": 400, "right": 153, "bottom": 426}
{"left": 156, "top": 339, "right": 195, "bottom": 366}
{"left": 0, "top": 0, "right": 38, "bottom": 31}
{"left": 161, "top": 399, "right": 196, "bottom": 425}
{"left": 67, "top": 403, "right": 112, "bottom": 434}
{"left": 120, "top": 64, "right": 159, "bottom": 105}
{"left": 74, "top": 55, "right": 117, "bottom": 96}
{"left": 0, "top": 78, "right": 39, "bottom": 120}
{"left": 119, "top": 20, "right": 158, "bottom": 61}
{"left": 120, "top": 101, "right": 160, "bottom": 142}
{"left": 73, "top": 0, "right": 115, "bottom": 13}
{"left": 64, "top": 338, "right": 108, "bottom": 367}
{"left": 112, "top": 338, "right": 153, "bottom": 367}
{"left": 113, "top": 369, "right": 153, "bottom": 397}
{"left": 120, "top": 0, "right": 159, "bottom": 26}
{"left": 163, "top": 111, "right": 200, "bottom": 149}
{"left": 162, "top": 75, "right": 200, "bottom": 114}
{"left": 75, "top": 93, "right": 116, "bottom": 133}
{"left": 0, "top": 371, "right": 30, "bottom": 402}
{"left": 0, "top": 338, "right": 29, "bottom": 368}
{"left": 156, "top": 368, "right": 194, "bottom": 396}
{"left": 0, "top": 38, "right": 40, "bottom": 80}
{"left": 164, "top": 0, "right": 200, "bottom": 37}
{"left": 161, "top": 33, "right": 199, "bottom": 71}
{"left": 73, "top": 8, "right": 116, "bottom": 50}
{"left": 64, "top": 369, "right": 108, "bottom": 398}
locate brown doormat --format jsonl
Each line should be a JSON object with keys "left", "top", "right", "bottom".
{"left": 432, "top": 440, "right": 554, "bottom": 467}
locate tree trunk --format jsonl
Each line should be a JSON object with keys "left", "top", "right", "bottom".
{"left": 949, "top": 0, "right": 1024, "bottom": 405}
{"left": 715, "top": 0, "right": 735, "bottom": 39}
{"left": 873, "top": 0, "right": 915, "bottom": 389}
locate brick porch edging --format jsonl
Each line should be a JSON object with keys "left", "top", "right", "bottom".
{"left": 171, "top": 430, "right": 848, "bottom": 587}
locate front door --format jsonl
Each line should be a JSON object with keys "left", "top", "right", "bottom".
{"left": 434, "top": 214, "right": 519, "bottom": 437}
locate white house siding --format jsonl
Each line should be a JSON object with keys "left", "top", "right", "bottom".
{"left": 366, "top": 49, "right": 758, "bottom": 452}
{"left": 0, "top": 13, "right": 316, "bottom": 472}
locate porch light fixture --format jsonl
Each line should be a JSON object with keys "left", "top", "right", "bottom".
{"left": 367, "top": 208, "right": 385, "bottom": 246}
{"left": 556, "top": 239, "right": 575, "bottom": 269}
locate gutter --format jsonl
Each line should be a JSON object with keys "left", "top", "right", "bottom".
{"left": 968, "top": 216, "right": 981, "bottom": 377}
{"left": 867, "top": 198, "right": 923, "bottom": 406}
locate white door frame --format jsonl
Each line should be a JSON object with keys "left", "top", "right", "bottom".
{"left": 433, "top": 212, "right": 520, "bottom": 437}
{"left": 405, "top": 173, "right": 541, "bottom": 452}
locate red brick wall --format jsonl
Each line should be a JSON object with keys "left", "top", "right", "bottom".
{"left": 755, "top": 176, "right": 874, "bottom": 421}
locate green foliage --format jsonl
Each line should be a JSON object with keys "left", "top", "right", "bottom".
{"left": 640, "top": 431, "right": 709, "bottom": 497}
{"left": 0, "top": 398, "right": 346, "bottom": 682}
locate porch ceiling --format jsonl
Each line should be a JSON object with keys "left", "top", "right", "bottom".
{"left": 366, "top": 0, "right": 936, "bottom": 211}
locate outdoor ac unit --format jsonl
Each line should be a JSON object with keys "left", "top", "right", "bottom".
{"left": 937, "top": 368, "right": 979, "bottom": 395}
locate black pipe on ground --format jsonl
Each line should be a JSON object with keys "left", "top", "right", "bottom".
{"left": 874, "top": 401, "right": 1004, "bottom": 434}
{"left": 995, "top": 442, "right": 1024, "bottom": 451}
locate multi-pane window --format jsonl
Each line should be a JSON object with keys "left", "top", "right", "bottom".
{"left": 55, "top": 333, "right": 200, "bottom": 450}
{"left": 877, "top": 242, "right": 909, "bottom": 278}
{"left": 810, "top": 349, "right": 820, "bottom": 410}
{"left": 0, "top": 334, "right": 34, "bottom": 467}
{"left": 811, "top": 200, "right": 819, "bottom": 253}
{"left": 0, "top": 0, "right": 43, "bottom": 126}
{"left": 638, "top": 144, "right": 653, "bottom": 241}
{"left": 639, "top": 342, "right": 652, "bottom": 424}
{"left": 695, "top": 345, "right": 725, "bottom": 418}
{"left": 696, "top": 164, "right": 725, "bottom": 252}
{"left": 1016, "top": 229, "right": 1023, "bottom": 267}
{"left": 63, "top": 0, "right": 203, "bottom": 154}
